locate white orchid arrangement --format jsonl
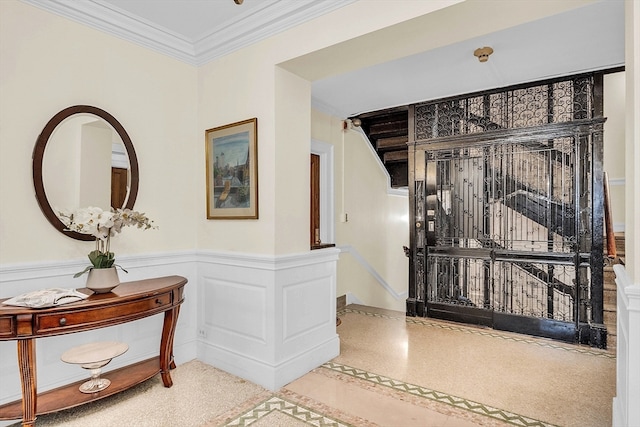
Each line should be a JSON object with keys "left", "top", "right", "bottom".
{"left": 58, "top": 207, "right": 157, "bottom": 277}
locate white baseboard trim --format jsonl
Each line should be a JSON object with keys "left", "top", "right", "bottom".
{"left": 198, "top": 334, "right": 339, "bottom": 391}
{"left": 346, "top": 292, "right": 364, "bottom": 305}
{"left": 613, "top": 396, "right": 624, "bottom": 427}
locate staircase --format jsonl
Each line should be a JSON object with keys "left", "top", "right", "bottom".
{"left": 352, "top": 107, "right": 408, "bottom": 188}
{"left": 604, "top": 232, "right": 625, "bottom": 351}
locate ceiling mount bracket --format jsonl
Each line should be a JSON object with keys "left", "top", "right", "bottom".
{"left": 474, "top": 46, "right": 494, "bottom": 63}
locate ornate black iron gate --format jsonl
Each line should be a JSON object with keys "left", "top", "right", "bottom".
{"left": 407, "top": 74, "right": 607, "bottom": 347}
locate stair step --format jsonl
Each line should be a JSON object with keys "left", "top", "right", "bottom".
{"left": 383, "top": 150, "right": 408, "bottom": 163}
{"left": 604, "top": 291, "right": 616, "bottom": 305}
{"left": 377, "top": 135, "right": 408, "bottom": 150}
{"left": 608, "top": 333, "right": 617, "bottom": 351}
{"left": 604, "top": 303, "right": 617, "bottom": 327}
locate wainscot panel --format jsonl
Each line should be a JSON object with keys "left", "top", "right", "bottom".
{"left": 196, "top": 248, "right": 340, "bottom": 391}
{"left": 612, "top": 265, "right": 640, "bottom": 427}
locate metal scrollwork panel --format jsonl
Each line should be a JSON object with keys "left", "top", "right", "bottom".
{"left": 415, "top": 76, "right": 594, "bottom": 141}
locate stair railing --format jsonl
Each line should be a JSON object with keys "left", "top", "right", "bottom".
{"left": 604, "top": 171, "right": 617, "bottom": 259}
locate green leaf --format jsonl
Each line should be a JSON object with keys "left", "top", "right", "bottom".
{"left": 73, "top": 265, "right": 93, "bottom": 278}
{"left": 114, "top": 264, "right": 128, "bottom": 274}
{"left": 88, "top": 250, "right": 115, "bottom": 268}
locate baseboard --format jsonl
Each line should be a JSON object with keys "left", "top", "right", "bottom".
{"left": 612, "top": 396, "right": 624, "bottom": 427}
{"left": 346, "top": 292, "right": 363, "bottom": 305}
{"left": 197, "top": 334, "right": 339, "bottom": 391}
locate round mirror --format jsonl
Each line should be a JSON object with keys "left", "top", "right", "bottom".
{"left": 33, "top": 105, "right": 139, "bottom": 241}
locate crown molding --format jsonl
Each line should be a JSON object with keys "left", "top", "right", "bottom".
{"left": 311, "top": 95, "right": 348, "bottom": 119}
{"left": 194, "top": 0, "right": 356, "bottom": 66}
{"left": 21, "top": 0, "right": 356, "bottom": 66}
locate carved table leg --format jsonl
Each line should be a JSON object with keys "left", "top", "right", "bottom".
{"left": 160, "top": 306, "right": 180, "bottom": 387}
{"left": 17, "top": 338, "right": 36, "bottom": 427}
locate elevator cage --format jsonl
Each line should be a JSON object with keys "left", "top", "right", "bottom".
{"left": 407, "top": 73, "right": 607, "bottom": 347}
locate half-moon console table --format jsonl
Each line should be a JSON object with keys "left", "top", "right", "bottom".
{"left": 0, "top": 275, "right": 187, "bottom": 427}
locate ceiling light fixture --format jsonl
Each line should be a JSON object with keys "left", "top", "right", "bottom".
{"left": 473, "top": 46, "right": 493, "bottom": 63}
{"left": 234, "top": 0, "right": 243, "bottom": 4}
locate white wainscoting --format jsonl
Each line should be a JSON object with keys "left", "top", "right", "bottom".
{"left": 196, "top": 247, "right": 340, "bottom": 391}
{"left": 0, "top": 247, "right": 340, "bottom": 422}
{"left": 612, "top": 265, "right": 640, "bottom": 427}
{"left": 0, "top": 252, "right": 199, "bottom": 414}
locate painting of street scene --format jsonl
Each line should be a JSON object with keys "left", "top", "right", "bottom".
{"left": 212, "top": 132, "right": 251, "bottom": 209}
{"left": 205, "top": 118, "right": 258, "bottom": 219}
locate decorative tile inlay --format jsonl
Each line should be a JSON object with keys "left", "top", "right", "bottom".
{"left": 322, "top": 362, "right": 558, "bottom": 427}
{"left": 339, "top": 307, "right": 615, "bottom": 359}
{"left": 224, "top": 396, "right": 353, "bottom": 427}
{"left": 221, "top": 308, "right": 610, "bottom": 427}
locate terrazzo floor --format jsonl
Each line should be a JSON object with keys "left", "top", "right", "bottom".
{"left": 12, "top": 304, "right": 616, "bottom": 427}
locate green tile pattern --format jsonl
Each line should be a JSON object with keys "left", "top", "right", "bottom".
{"left": 322, "top": 361, "right": 558, "bottom": 427}
{"left": 224, "top": 396, "right": 353, "bottom": 427}
{"left": 225, "top": 307, "right": 607, "bottom": 426}
{"left": 339, "top": 307, "right": 615, "bottom": 359}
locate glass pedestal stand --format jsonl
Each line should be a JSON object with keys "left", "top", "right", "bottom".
{"left": 61, "top": 342, "right": 129, "bottom": 394}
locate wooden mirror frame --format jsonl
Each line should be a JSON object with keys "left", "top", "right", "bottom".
{"left": 32, "top": 105, "right": 139, "bottom": 241}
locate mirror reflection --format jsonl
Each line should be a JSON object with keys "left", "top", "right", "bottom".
{"left": 33, "top": 105, "right": 139, "bottom": 241}
{"left": 42, "top": 114, "right": 131, "bottom": 214}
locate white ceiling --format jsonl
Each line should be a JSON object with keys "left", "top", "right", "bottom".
{"left": 23, "top": 0, "right": 625, "bottom": 119}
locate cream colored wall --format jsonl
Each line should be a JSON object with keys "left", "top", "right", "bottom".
{"left": 603, "top": 72, "right": 626, "bottom": 231}
{"left": 624, "top": 0, "right": 640, "bottom": 281}
{"left": 1, "top": 0, "right": 628, "bottom": 305}
{"left": 194, "top": 0, "right": 458, "bottom": 256}
{"left": 195, "top": 0, "right": 584, "bottom": 257}
{"left": 274, "top": 68, "right": 312, "bottom": 255}
{"left": 311, "top": 109, "right": 408, "bottom": 312}
{"left": 196, "top": 45, "right": 277, "bottom": 254}
{"left": 0, "top": 1, "right": 198, "bottom": 265}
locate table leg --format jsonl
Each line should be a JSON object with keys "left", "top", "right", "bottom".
{"left": 159, "top": 306, "right": 180, "bottom": 387}
{"left": 17, "top": 339, "right": 36, "bottom": 427}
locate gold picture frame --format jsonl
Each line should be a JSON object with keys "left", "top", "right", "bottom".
{"left": 205, "top": 118, "right": 258, "bottom": 219}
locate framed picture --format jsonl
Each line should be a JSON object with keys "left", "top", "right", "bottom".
{"left": 205, "top": 118, "right": 258, "bottom": 219}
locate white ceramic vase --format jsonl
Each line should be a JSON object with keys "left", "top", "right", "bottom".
{"left": 86, "top": 267, "right": 120, "bottom": 294}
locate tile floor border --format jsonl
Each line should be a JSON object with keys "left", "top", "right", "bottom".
{"left": 339, "top": 307, "right": 616, "bottom": 359}
{"left": 223, "top": 395, "right": 354, "bottom": 427}
{"left": 321, "top": 361, "right": 558, "bottom": 427}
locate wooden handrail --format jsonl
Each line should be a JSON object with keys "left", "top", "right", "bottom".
{"left": 604, "top": 171, "right": 617, "bottom": 259}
